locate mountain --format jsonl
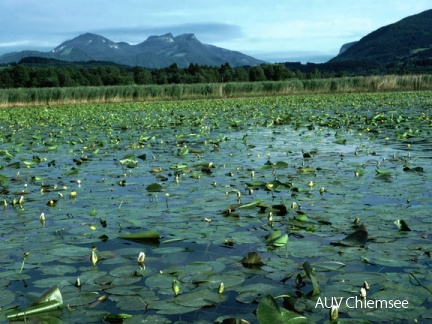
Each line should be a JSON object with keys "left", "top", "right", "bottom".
{"left": 0, "top": 33, "right": 265, "bottom": 68}
{"left": 330, "top": 9, "right": 432, "bottom": 65}
{"left": 338, "top": 42, "right": 358, "bottom": 55}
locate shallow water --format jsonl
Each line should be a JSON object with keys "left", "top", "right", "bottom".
{"left": 0, "top": 96, "right": 431, "bottom": 323}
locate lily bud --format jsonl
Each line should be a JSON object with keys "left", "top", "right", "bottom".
{"left": 291, "top": 202, "right": 297, "bottom": 209}
{"left": 218, "top": 282, "right": 224, "bottom": 294}
{"left": 75, "top": 278, "right": 81, "bottom": 288}
{"left": 360, "top": 287, "right": 367, "bottom": 298}
{"left": 137, "top": 252, "right": 145, "bottom": 266}
{"left": 267, "top": 212, "right": 273, "bottom": 222}
{"left": 40, "top": 212, "right": 46, "bottom": 226}
{"left": 329, "top": 305, "right": 339, "bottom": 320}
{"left": 172, "top": 279, "right": 180, "bottom": 296}
{"left": 91, "top": 250, "right": 98, "bottom": 266}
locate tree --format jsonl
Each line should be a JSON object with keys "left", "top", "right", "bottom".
{"left": 11, "top": 65, "right": 30, "bottom": 87}
{"left": 249, "top": 66, "right": 267, "bottom": 81}
{"left": 220, "top": 63, "right": 233, "bottom": 82}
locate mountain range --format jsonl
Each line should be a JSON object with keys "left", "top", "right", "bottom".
{"left": 1, "top": 8, "right": 432, "bottom": 72}
{"left": 0, "top": 33, "right": 265, "bottom": 68}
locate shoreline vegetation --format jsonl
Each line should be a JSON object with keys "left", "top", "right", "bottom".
{"left": 1, "top": 74, "right": 432, "bottom": 107}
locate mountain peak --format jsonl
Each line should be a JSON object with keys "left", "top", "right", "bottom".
{"left": 0, "top": 32, "right": 264, "bottom": 68}
{"left": 145, "top": 33, "right": 174, "bottom": 43}
{"left": 52, "top": 33, "right": 117, "bottom": 54}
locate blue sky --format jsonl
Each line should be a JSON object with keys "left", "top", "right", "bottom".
{"left": 1, "top": 0, "right": 431, "bottom": 63}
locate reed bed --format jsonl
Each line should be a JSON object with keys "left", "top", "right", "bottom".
{"left": 1, "top": 74, "right": 432, "bottom": 107}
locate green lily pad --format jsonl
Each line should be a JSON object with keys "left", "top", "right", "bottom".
{"left": 7, "top": 285, "right": 63, "bottom": 320}
{"left": 265, "top": 231, "right": 288, "bottom": 247}
{"left": 146, "top": 183, "right": 163, "bottom": 192}
{"left": 119, "top": 230, "right": 161, "bottom": 242}
{"left": 240, "top": 252, "right": 263, "bottom": 268}
{"left": 331, "top": 224, "right": 368, "bottom": 247}
{"left": 256, "top": 294, "right": 308, "bottom": 324}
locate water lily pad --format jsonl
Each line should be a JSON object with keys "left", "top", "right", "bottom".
{"left": 0, "top": 289, "right": 15, "bottom": 308}
{"left": 146, "top": 183, "right": 163, "bottom": 192}
{"left": 331, "top": 224, "right": 368, "bottom": 247}
{"left": 240, "top": 252, "right": 263, "bottom": 268}
{"left": 256, "top": 294, "right": 308, "bottom": 323}
{"left": 174, "top": 288, "right": 225, "bottom": 307}
{"left": 119, "top": 230, "right": 161, "bottom": 242}
{"left": 7, "top": 285, "right": 63, "bottom": 320}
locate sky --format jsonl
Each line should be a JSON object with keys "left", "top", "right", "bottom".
{"left": 1, "top": 0, "right": 431, "bottom": 63}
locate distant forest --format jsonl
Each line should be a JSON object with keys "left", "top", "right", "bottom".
{"left": 1, "top": 56, "right": 432, "bottom": 89}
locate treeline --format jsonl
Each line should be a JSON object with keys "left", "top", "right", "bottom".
{"left": 0, "top": 58, "right": 333, "bottom": 89}
{"left": 2, "top": 55, "right": 432, "bottom": 90}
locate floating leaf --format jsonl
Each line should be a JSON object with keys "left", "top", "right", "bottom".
{"left": 237, "top": 199, "right": 264, "bottom": 209}
{"left": 170, "top": 163, "right": 188, "bottom": 170}
{"left": 375, "top": 169, "right": 391, "bottom": 176}
{"left": 256, "top": 294, "right": 307, "bottom": 324}
{"left": 403, "top": 165, "right": 424, "bottom": 173}
{"left": 146, "top": 183, "right": 163, "bottom": 192}
{"left": 104, "top": 313, "right": 133, "bottom": 321}
{"left": 294, "top": 211, "right": 310, "bottom": 222}
{"left": 177, "top": 146, "right": 189, "bottom": 156}
{"left": 119, "top": 230, "right": 161, "bottom": 240}
{"left": 334, "top": 138, "right": 347, "bottom": 145}
{"left": 7, "top": 285, "right": 63, "bottom": 320}
{"left": 394, "top": 219, "right": 412, "bottom": 231}
{"left": 265, "top": 231, "right": 288, "bottom": 248}
{"left": 297, "top": 167, "right": 315, "bottom": 174}
{"left": 137, "top": 154, "right": 147, "bottom": 161}
{"left": 240, "top": 252, "right": 263, "bottom": 268}
{"left": 244, "top": 181, "right": 267, "bottom": 188}
{"left": 120, "top": 155, "right": 138, "bottom": 168}
{"left": 262, "top": 161, "right": 289, "bottom": 169}
{"left": 174, "top": 288, "right": 225, "bottom": 307}
{"left": 331, "top": 224, "right": 368, "bottom": 247}
{"left": 0, "top": 174, "right": 9, "bottom": 188}
{"left": 6, "top": 161, "right": 20, "bottom": 169}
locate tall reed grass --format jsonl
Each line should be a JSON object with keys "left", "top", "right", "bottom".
{"left": 1, "top": 74, "right": 432, "bottom": 107}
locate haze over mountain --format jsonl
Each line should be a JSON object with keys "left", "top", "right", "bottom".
{"left": 0, "top": 33, "right": 265, "bottom": 68}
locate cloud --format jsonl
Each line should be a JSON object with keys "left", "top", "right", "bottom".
{"left": 0, "top": 40, "right": 32, "bottom": 48}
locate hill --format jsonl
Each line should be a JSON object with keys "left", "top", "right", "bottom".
{"left": 330, "top": 9, "right": 432, "bottom": 66}
{"left": 0, "top": 33, "right": 265, "bottom": 68}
